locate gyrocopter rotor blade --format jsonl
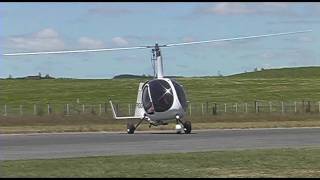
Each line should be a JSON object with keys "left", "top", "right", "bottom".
{"left": 2, "top": 29, "right": 312, "bottom": 56}
{"left": 162, "top": 30, "right": 312, "bottom": 47}
{"left": 2, "top": 46, "right": 150, "bottom": 56}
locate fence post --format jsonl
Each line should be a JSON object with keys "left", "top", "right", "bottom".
{"left": 19, "top": 105, "right": 23, "bottom": 115}
{"left": 4, "top": 104, "right": 7, "bottom": 116}
{"left": 245, "top": 103, "right": 248, "bottom": 113}
{"left": 235, "top": 103, "right": 238, "bottom": 113}
{"left": 66, "top": 104, "right": 69, "bottom": 115}
{"left": 47, "top": 104, "right": 50, "bottom": 115}
{"left": 99, "top": 104, "right": 102, "bottom": 115}
{"left": 281, "top": 101, "right": 284, "bottom": 114}
{"left": 212, "top": 103, "right": 217, "bottom": 115}
{"left": 116, "top": 104, "right": 119, "bottom": 115}
{"left": 294, "top": 101, "right": 297, "bottom": 113}
{"left": 269, "top": 102, "right": 272, "bottom": 113}
{"left": 128, "top": 104, "right": 131, "bottom": 116}
{"left": 206, "top": 101, "right": 209, "bottom": 114}
{"left": 34, "top": 104, "right": 37, "bottom": 115}
{"left": 201, "top": 103, "right": 204, "bottom": 115}
{"left": 318, "top": 101, "right": 320, "bottom": 113}
{"left": 224, "top": 103, "right": 227, "bottom": 113}
{"left": 189, "top": 103, "right": 192, "bottom": 116}
{"left": 255, "top": 101, "right": 258, "bottom": 113}
{"left": 82, "top": 104, "right": 85, "bottom": 113}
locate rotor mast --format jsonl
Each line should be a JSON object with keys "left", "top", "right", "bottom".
{"left": 153, "top": 43, "right": 164, "bottom": 79}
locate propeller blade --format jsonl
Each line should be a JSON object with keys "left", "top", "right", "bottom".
{"left": 2, "top": 46, "right": 151, "bottom": 56}
{"left": 164, "top": 30, "right": 312, "bottom": 47}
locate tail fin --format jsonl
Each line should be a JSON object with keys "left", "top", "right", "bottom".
{"left": 108, "top": 82, "right": 145, "bottom": 120}
{"left": 109, "top": 100, "right": 143, "bottom": 120}
{"left": 134, "top": 82, "right": 145, "bottom": 117}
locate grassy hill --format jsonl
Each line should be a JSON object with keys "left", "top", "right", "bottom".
{"left": 113, "top": 66, "right": 320, "bottom": 79}
{"left": 112, "top": 74, "right": 183, "bottom": 79}
{"left": 1, "top": 66, "right": 320, "bottom": 105}
{"left": 229, "top": 66, "right": 320, "bottom": 78}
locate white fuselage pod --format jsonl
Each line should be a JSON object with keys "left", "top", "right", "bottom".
{"left": 141, "top": 78, "right": 187, "bottom": 125}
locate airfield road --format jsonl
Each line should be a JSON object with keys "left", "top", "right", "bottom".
{"left": 1, "top": 127, "right": 320, "bottom": 161}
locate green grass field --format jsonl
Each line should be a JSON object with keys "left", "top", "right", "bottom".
{"left": 1, "top": 66, "right": 320, "bottom": 133}
{"left": 2, "top": 147, "right": 320, "bottom": 178}
{"left": 2, "top": 66, "right": 320, "bottom": 105}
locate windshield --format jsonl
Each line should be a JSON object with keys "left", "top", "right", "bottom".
{"left": 171, "top": 79, "right": 187, "bottom": 111}
{"left": 142, "top": 85, "right": 154, "bottom": 114}
{"left": 146, "top": 79, "right": 173, "bottom": 112}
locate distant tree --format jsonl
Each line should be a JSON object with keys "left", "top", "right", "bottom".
{"left": 261, "top": 67, "right": 265, "bottom": 71}
{"left": 217, "top": 71, "right": 223, "bottom": 77}
{"left": 254, "top": 67, "right": 258, "bottom": 72}
{"left": 8, "top": 74, "right": 12, "bottom": 79}
{"left": 38, "top": 72, "right": 42, "bottom": 78}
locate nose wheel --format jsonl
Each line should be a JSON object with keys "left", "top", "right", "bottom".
{"left": 175, "top": 116, "right": 192, "bottom": 134}
{"left": 183, "top": 120, "right": 192, "bottom": 134}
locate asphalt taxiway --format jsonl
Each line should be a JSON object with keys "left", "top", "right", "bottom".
{"left": 1, "top": 127, "right": 320, "bottom": 160}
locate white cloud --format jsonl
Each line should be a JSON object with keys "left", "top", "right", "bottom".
{"left": 4, "top": 28, "right": 109, "bottom": 53}
{"left": 203, "top": 3, "right": 255, "bottom": 15}
{"left": 6, "top": 28, "right": 65, "bottom": 51}
{"left": 112, "top": 37, "right": 129, "bottom": 46}
{"left": 260, "top": 2, "right": 289, "bottom": 8}
{"left": 88, "top": 7, "right": 133, "bottom": 16}
{"left": 78, "top": 37, "right": 105, "bottom": 49}
{"left": 182, "top": 36, "right": 196, "bottom": 42}
{"left": 35, "top": 28, "right": 59, "bottom": 38}
{"left": 261, "top": 52, "right": 276, "bottom": 59}
{"left": 196, "top": 2, "right": 303, "bottom": 16}
{"left": 298, "top": 36, "right": 314, "bottom": 42}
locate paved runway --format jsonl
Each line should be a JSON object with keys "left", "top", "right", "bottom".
{"left": 1, "top": 127, "right": 320, "bottom": 160}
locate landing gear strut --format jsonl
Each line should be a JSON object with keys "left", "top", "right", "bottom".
{"left": 175, "top": 115, "right": 192, "bottom": 134}
{"left": 127, "top": 118, "right": 144, "bottom": 134}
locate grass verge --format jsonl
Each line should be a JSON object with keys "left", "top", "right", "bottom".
{"left": 1, "top": 113, "right": 320, "bottom": 134}
{"left": 2, "top": 147, "right": 320, "bottom": 177}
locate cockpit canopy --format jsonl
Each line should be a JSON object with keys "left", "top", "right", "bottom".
{"left": 142, "top": 79, "right": 187, "bottom": 114}
{"left": 171, "top": 79, "right": 187, "bottom": 111}
{"left": 142, "top": 79, "right": 173, "bottom": 113}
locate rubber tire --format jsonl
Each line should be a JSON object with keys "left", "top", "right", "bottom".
{"left": 127, "top": 122, "right": 135, "bottom": 134}
{"left": 184, "top": 121, "right": 192, "bottom": 134}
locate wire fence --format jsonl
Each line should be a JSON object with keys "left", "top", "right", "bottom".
{"left": 1, "top": 100, "right": 320, "bottom": 117}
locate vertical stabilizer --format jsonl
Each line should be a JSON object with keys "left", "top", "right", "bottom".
{"left": 134, "top": 82, "right": 145, "bottom": 117}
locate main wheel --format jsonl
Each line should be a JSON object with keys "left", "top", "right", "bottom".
{"left": 127, "top": 122, "right": 135, "bottom": 134}
{"left": 183, "top": 121, "right": 192, "bottom": 134}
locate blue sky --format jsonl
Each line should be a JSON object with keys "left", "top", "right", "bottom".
{"left": 1, "top": 2, "right": 319, "bottom": 79}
